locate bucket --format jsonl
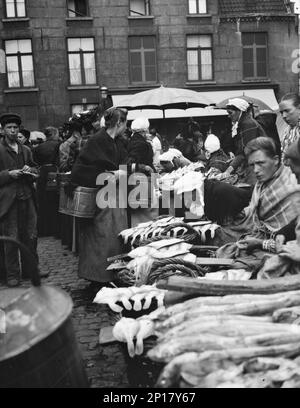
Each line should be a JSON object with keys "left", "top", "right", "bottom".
{"left": 0, "top": 237, "right": 89, "bottom": 388}
{"left": 59, "top": 186, "right": 98, "bottom": 218}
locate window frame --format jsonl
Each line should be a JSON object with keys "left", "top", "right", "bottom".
{"left": 187, "top": 0, "right": 207, "bottom": 15}
{"left": 5, "top": 38, "right": 35, "bottom": 89}
{"left": 186, "top": 34, "right": 214, "bottom": 82}
{"left": 4, "top": 0, "right": 27, "bottom": 19}
{"left": 128, "top": 35, "right": 158, "bottom": 84}
{"left": 66, "top": 0, "right": 89, "bottom": 18}
{"left": 129, "top": 0, "right": 151, "bottom": 17}
{"left": 66, "top": 37, "right": 97, "bottom": 86}
{"left": 242, "top": 32, "right": 268, "bottom": 80}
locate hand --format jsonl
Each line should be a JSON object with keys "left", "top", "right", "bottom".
{"left": 279, "top": 241, "right": 300, "bottom": 263}
{"left": 21, "top": 165, "right": 31, "bottom": 172}
{"left": 139, "top": 164, "right": 153, "bottom": 175}
{"left": 236, "top": 238, "right": 263, "bottom": 254}
{"left": 9, "top": 169, "right": 22, "bottom": 179}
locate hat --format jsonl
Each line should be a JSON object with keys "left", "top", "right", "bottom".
{"left": 285, "top": 138, "right": 300, "bottom": 162}
{"left": 204, "top": 134, "right": 220, "bottom": 154}
{"left": 226, "top": 98, "right": 250, "bottom": 112}
{"left": 0, "top": 112, "right": 21, "bottom": 127}
{"left": 131, "top": 117, "right": 150, "bottom": 132}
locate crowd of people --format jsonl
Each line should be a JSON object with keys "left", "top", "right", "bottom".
{"left": 0, "top": 92, "right": 300, "bottom": 288}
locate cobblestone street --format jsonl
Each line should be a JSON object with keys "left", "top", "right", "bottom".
{"left": 0, "top": 236, "right": 130, "bottom": 388}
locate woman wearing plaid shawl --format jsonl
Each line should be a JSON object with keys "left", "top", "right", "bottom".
{"left": 215, "top": 137, "right": 300, "bottom": 275}
{"left": 257, "top": 138, "right": 300, "bottom": 279}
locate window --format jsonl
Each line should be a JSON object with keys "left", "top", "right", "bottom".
{"left": 67, "top": 0, "right": 88, "bottom": 17}
{"left": 187, "top": 35, "right": 213, "bottom": 81}
{"left": 129, "top": 36, "right": 157, "bottom": 83}
{"left": 71, "top": 104, "right": 97, "bottom": 114}
{"left": 188, "top": 0, "right": 207, "bottom": 14}
{"left": 129, "top": 0, "right": 150, "bottom": 16}
{"left": 5, "top": 39, "right": 35, "bottom": 88}
{"left": 5, "top": 0, "right": 26, "bottom": 18}
{"left": 242, "top": 33, "right": 268, "bottom": 79}
{"left": 67, "top": 38, "right": 96, "bottom": 85}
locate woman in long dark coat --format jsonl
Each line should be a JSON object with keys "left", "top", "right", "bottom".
{"left": 71, "top": 108, "right": 129, "bottom": 283}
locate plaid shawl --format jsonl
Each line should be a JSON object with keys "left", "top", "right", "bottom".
{"left": 246, "top": 165, "right": 300, "bottom": 234}
{"left": 281, "top": 124, "right": 300, "bottom": 157}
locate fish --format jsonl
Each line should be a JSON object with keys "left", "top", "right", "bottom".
{"left": 147, "top": 334, "right": 238, "bottom": 362}
{"left": 112, "top": 318, "right": 140, "bottom": 358}
{"left": 135, "top": 319, "right": 154, "bottom": 356}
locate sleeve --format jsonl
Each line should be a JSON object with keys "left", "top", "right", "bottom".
{"left": 25, "top": 146, "right": 39, "bottom": 174}
{"left": 275, "top": 219, "right": 297, "bottom": 243}
{"left": 0, "top": 168, "right": 12, "bottom": 186}
{"left": 231, "top": 124, "right": 263, "bottom": 170}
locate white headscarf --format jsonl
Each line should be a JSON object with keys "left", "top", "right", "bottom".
{"left": 226, "top": 98, "right": 250, "bottom": 112}
{"left": 204, "top": 134, "right": 220, "bottom": 154}
{"left": 131, "top": 117, "right": 150, "bottom": 132}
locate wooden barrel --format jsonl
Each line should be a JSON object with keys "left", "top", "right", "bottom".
{"left": 59, "top": 186, "right": 98, "bottom": 218}
{"left": 0, "top": 286, "right": 89, "bottom": 388}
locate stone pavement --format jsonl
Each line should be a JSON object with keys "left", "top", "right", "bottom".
{"left": 0, "top": 236, "right": 130, "bottom": 388}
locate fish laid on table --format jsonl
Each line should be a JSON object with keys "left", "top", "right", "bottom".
{"left": 113, "top": 317, "right": 140, "bottom": 358}
{"left": 155, "top": 344, "right": 300, "bottom": 388}
{"left": 93, "top": 285, "right": 166, "bottom": 312}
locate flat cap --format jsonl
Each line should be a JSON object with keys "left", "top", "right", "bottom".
{"left": 285, "top": 138, "right": 300, "bottom": 162}
{"left": 0, "top": 112, "right": 21, "bottom": 127}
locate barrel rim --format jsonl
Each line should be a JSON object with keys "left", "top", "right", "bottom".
{"left": 0, "top": 286, "right": 73, "bottom": 362}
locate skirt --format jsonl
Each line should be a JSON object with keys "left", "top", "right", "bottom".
{"left": 78, "top": 207, "right": 128, "bottom": 282}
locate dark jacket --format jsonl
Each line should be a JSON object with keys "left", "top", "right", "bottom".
{"left": 206, "top": 149, "right": 230, "bottom": 172}
{"left": 126, "top": 132, "right": 154, "bottom": 169}
{"left": 71, "top": 128, "right": 128, "bottom": 188}
{"left": 174, "top": 137, "right": 204, "bottom": 162}
{"left": 255, "top": 112, "right": 281, "bottom": 156}
{"left": 231, "top": 114, "right": 266, "bottom": 170}
{"left": 33, "top": 139, "right": 60, "bottom": 167}
{"left": 0, "top": 139, "right": 38, "bottom": 219}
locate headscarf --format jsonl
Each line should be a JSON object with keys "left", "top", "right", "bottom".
{"left": 226, "top": 98, "right": 250, "bottom": 112}
{"left": 131, "top": 117, "right": 150, "bottom": 132}
{"left": 204, "top": 134, "right": 220, "bottom": 154}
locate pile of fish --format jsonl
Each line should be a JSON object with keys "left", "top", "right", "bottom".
{"left": 119, "top": 216, "right": 220, "bottom": 246}
{"left": 93, "top": 284, "right": 166, "bottom": 313}
{"left": 143, "top": 290, "right": 300, "bottom": 388}
{"left": 108, "top": 238, "right": 205, "bottom": 286}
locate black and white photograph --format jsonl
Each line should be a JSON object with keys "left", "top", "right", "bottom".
{"left": 1, "top": 0, "right": 300, "bottom": 392}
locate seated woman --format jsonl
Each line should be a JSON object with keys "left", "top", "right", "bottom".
{"left": 174, "top": 120, "right": 205, "bottom": 162}
{"left": 215, "top": 137, "right": 300, "bottom": 274}
{"left": 256, "top": 137, "right": 300, "bottom": 279}
{"left": 204, "top": 133, "right": 230, "bottom": 174}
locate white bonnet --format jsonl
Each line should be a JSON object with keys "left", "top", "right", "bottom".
{"left": 226, "top": 98, "right": 249, "bottom": 112}
{"left": 131, "top": 117, "right": 150, "bottom": 132}
{"left": 204, "top": 134, "right": 220, "bottom": 154}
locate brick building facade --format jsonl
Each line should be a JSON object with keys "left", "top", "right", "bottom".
{"left": 0, "top": 0, "right": 298, "bottom": 130}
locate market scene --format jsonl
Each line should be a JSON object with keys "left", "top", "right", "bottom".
{"left": 2, "top": 0, "right": 300, "bottom": 390}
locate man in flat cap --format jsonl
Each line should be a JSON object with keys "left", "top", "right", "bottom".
{"left": 0, "top": 112, "right": 42, "bottom": 286}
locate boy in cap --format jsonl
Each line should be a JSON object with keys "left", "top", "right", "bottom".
{"left": 0, "top": 113, "right": 44, "bottom": 286}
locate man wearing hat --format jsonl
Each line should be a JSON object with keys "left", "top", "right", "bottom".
{"left": 0, "top": 112, "right": 41, "bottom": 287}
